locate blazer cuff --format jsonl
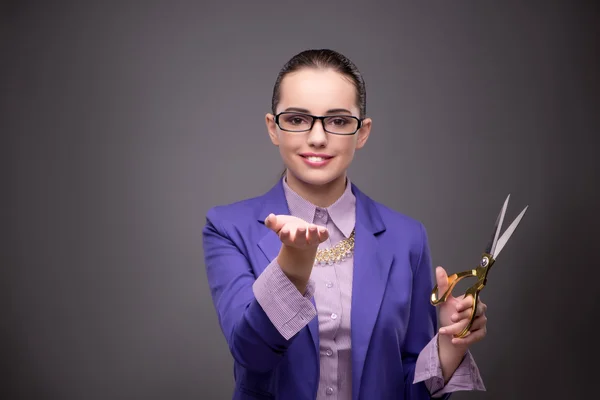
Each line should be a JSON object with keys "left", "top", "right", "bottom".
{"left": 252, "top": 259, "right": 317, "bottom": 340}
{"left": 413, "top": 333, "right": 486, "bottom": 397}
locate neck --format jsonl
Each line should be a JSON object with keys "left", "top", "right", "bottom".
{"left": 285, "top": 171, "right": 347, "bottom": 208}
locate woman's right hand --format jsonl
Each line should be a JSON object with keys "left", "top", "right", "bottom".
{"left": 264, "top": 213, "right": 329, "bottom": 293}
{"left": 264, "top": 213, "right": 329, "bottom": 250}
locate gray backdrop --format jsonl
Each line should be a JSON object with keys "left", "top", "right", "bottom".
{"left": 2, "top": 1, "right": 598, "bottom": 399}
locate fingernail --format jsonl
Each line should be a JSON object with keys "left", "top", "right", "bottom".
{"left": 440, "top": 328, "right": 446, "bottom": 334}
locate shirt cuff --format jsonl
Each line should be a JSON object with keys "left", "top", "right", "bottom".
{"left": 413, "top": 333, "right": 486, "bottom": 397}
{"left": 252, "top": 259, "right": 317, "bottom": 340}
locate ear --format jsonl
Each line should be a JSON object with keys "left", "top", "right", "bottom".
{"left": 355, "top": 117, "right": 372, "bottom": 149}
{"left": 266, "top": 113, "right": 279, "bottom": 146}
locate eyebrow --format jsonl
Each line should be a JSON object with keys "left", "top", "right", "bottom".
{"left": 283, "top": 107, "right": 353, "bottom": 115}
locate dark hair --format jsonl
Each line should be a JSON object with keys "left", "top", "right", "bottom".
{"left": 271, "top": 49, "right": 367, "bottom": 119}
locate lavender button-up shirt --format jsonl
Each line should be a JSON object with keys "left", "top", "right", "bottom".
{"left": 253, "top": 178, "right": 485, "bottom": 399}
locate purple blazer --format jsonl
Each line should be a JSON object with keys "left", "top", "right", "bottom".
{"left": 203, "top": 179, "right": 452, "bottom": 400}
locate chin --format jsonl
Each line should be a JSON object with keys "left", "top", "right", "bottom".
{"left": 288, "top": 168, "right": 345, "bottom": 188}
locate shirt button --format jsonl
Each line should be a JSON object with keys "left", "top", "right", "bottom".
{"left": 315, "top": 208, "right": 327, "bottom": 220}
{"left": 325, "top": 349, "right": 333, "bottom": 356}
{"left": 326, "top": 281, "right": 333, "bottom": 288}
{"left": 326, "top": 387, "right": 334, "bottom": 395}
{"left": 330, "top": 313, "right": 338, "bottom": 320}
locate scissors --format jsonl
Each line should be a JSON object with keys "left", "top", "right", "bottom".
{"left": 430, "top": 194, "right": 528, "bottom": 338}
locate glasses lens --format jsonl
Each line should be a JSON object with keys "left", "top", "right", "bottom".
{"left": 324, "top": 116, "right": 359, "bottom": 134}
{"left": 278, "top": 113, "right": 313, "bottom": 132}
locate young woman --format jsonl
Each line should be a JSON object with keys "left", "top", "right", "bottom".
{"left": 203, "top": 49, "right": 487, "bottom": 400}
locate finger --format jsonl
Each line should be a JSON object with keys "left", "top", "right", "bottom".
{"left": 439, "top": 316, "right": 474, "bottom": 336}
{"left": 435, "top": 266, "right": 450, "bottom": 298}
{"left": 450, "top": 326, "right": 487, "bottom": 346}
{"left": 439, "top": 320, "right": 466, "bottom": 336}
{"left": 451, "top": 308, "right": 472, "bottom": 322}
{"left": 469, "top": 314, "right": 487, "bottom": 331}
{"left": 454, "top": 313, "right": 487, "bottom": 332}
{"left": 266, "top": 213, "right": 288, "bottom": 233}
{"left": 451, "top": 301, "right": 486, "bottom": 322}
{"left": 456, "top": 295, "right": 474, "bottom": 312}
{"left": 446, "top": 312, "right": 487, "bottom": 338}
{"left": 477, "top": 300, "right": 487, "bottom": 316}
{"left": 293, "top": 226, "right": 308, "bottom": 246}
{"left": 306, "top": 225, "right": 319, "bottom": 245}
{"left": 265, "top": 213, "right": 277, "bottom": 230}
{"left": 451, "top": 317, "right": 487, "bottom": 345}
{"left": 279, "top": 228, "right": 291, "bottom": 243}
{"left": 456, "top": 297, "right": 487, "bottom": 317}
{"left": 317, "top": 227, "right": 329, "bottom": 242}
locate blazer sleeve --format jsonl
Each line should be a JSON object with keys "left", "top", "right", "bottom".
{"left": 202, "top": 206, "right": 305, "bottom": 373}
{"left": 401, "top": 222, "right": 452, "bottom": 400}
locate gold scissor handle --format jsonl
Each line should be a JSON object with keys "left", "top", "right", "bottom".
{"left": 431, "top": 274, "right": 482, "bottom": 338}
{"left": 430, "top": 269, "right": 478, "bottom": 305}
{"left": 431, "top": 257, "right": 492, "bottom": 338}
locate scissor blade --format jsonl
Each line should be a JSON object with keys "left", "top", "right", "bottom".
{"left": 493, "top": 205, "right": 528, "bottom": 259}
{"left": 485, "top": 195, "right": 510, "bottom": 255}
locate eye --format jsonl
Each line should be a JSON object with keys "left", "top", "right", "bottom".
{"left": 283, "top": 114, "right": 311, "bottom": 125}
{"left": 327, "top": 117, "right": 351, "bottom": 126}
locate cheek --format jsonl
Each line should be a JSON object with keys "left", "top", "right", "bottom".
{"left": 335, "top": 138, "right": 358, "bottom": 157}
{"left": 276, "top": 136, "right": 300, "bottom": 160}
{"left": 278, "top": 134, "right": 303, "bottom": 151}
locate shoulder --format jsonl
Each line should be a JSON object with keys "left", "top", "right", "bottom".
{"left": 352, "top": 184, "right": 429, "bottom": 261}
{"left": 202, "top": 194, "right": 269, "bottom": 255}
{"left": 364, "top": 194, "right": 433, "bottom": 273}
{"left": 204, "top": 193, "right": 265, "bottom": 232}
{"left": 375, "top": 199, "right": 428, "bottom": 252}
{"left": 376, "top": 200, "right": 424, "bottom": 233}
{"left": 353, "top": 184, "right": 426, "bottom": 237}
{"left": 204, "top": 179, "right": 288, "bottom": 234}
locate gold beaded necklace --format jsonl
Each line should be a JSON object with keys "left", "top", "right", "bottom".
{"left": 314, "top": 228, "right": 356, "bottom": 266}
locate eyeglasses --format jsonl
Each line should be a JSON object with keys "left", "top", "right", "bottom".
{"left": 274, "top": 112, "right": 363, "bottom": 135}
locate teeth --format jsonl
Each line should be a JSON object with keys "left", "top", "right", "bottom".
{"left": 307, "top": 156, "right": 325, "bottom": 162}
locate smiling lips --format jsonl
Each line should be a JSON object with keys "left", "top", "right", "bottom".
{"left": 299, "top": 153, "right": 334, "bottom": 167}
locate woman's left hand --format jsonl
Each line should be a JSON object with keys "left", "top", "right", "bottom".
{"left": 435, "top": 266, "right": 488, "bottom": 348}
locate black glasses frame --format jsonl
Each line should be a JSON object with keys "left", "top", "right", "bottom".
{"left": 274, "top": 112, "right": 363, "bottom": 135}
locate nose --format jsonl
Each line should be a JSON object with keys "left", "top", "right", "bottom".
{"left": 307, "top": 119, "right": 328, "bottom": 148}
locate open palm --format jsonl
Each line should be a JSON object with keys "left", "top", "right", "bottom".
{"left": 264, "top": 213, "right": 329, "bottom": 249}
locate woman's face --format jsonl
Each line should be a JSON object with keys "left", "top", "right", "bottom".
{"left": 266, "top": 68, "right": 372, "bottom": 189}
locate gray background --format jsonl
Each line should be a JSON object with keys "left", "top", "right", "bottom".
{"left": 1, "top": 1, "right": 598, "bottom": 399}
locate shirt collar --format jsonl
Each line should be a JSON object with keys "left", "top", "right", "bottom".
{"left": 282, "top": 176, "right": 356, "bottom": 238}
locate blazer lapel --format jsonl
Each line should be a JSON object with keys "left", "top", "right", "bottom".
{"left": 255, "top": 179, "right": 320, "bottom": 357}
{"left": 256, "top": 179, "right": 290, "bottom": 263}
{"left": 350, "top": 186, "right": 393, "bottom": 400}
